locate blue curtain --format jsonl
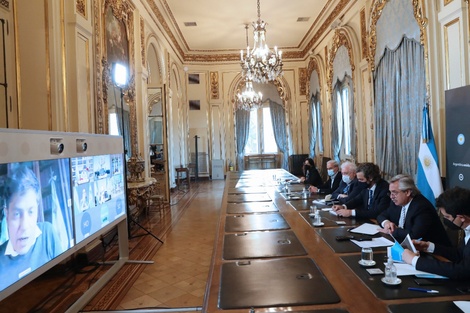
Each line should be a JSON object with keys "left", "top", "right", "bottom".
{"left": 375, "top": 37, "right": 424, "bottom": 179}
{"left": 344, "top": 76, "right": 355, "bottom": 157}
{"left": 269, "top": 100, "right": 289, "bottom": 170}
{"left": 331, "top": 83, "right": 341, "bottom": 162}
{"left": 235, "top": 109, "right": 250, "bottom": 170}
{"left": 309, "top": 94, "right": 317, "bottom": 158}
{"left": 315, "top": 96, "right": 324, "bottom": 154}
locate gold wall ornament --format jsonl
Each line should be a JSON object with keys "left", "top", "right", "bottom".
{"left": 306, "top": 56, "right": 322, "bottom": 97}
{"left": 444, "top": 0, "right": 454, "bottom": 5}
{"left": 141, "top": 18, "right": 146, "bottom": 67}
{"left": 95, "top": 0, "right": 136, "bottom": 138}
{"left": 127, "top": 155, "right": 146, "bottom": 182}
{"left": 210, "top": 71, "right": 219, "bottom": 99}
{"left": 299, "top": 68, "right": 307, "bottom": 96}
{"left": 76, "top": 0, "right": 86, "bottom": 19}
{"left": 327, "top": 29, "right": 355, "bottom": 91}
{"left": 0, "top": 0, "right": 9, "bottom": 9}
{"left": 360, "top": 8, "right": 367, "bottom": 60}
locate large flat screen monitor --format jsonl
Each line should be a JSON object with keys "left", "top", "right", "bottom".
{"left": 0, "top": 129, "right": 128, "bottom": 304}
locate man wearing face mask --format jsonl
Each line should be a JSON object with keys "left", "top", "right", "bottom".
{"left": 402, "top": 187, "right": 470, "bottom": 280}
{"left": 330, "top": 161, "right": 367, "bottom": 204}
{"left": 332, "top": 162, "right": 390, "bottom": 219}
{"left": 309, "top": 160, "right": 342, "bottom": 195}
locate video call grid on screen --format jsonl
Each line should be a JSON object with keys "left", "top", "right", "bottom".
{"left": 0, "top": 129, "right": 127, "bottom": 298}
{"left": 72, "top": 154, "right": 126, "bottom": 244}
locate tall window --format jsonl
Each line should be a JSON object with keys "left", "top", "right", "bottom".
{"left": 312, "top": 98, "right": 324, "bottom": 155}
{"left": 244, "top": 104, "right": 278, "bottom": 154}
{"left": 336, "top": 83, "right": 351, "bottom": 157}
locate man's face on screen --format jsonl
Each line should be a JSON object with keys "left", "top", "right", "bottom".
{"left": 6, "top": 189, "right": 39, "bottom": 255}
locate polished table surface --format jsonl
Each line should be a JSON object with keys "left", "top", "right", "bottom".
{"left": 203, "top": 169, "right": 470, "bottom": 312}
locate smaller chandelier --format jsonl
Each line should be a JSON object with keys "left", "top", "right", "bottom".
{"left": 240, "top": 0, "right": 283, "bottom": 83}
{"left": 237, "top": 78, "right": 263, "bottom": 110}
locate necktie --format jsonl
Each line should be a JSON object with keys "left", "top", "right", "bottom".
{"left": 367, "top": 189, "right": 373, "bottom": 209}
{"left": 343, "top": 184, "right": 350, "bottom": 194}
{"left": 398, "top": 206, "right": 406, "bottom": 228}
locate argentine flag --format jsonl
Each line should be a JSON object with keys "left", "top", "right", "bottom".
{"left": 416, "top": 104, "right": 443, "bottom": 207}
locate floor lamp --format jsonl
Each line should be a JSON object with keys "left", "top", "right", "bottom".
{"left": 112, "top": 62, "right": 131, "bottom": 237}
{"left": 112, "top": 62, "right": 163, "bottom": 244}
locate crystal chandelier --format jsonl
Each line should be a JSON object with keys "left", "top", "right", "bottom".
{"left": 240, "top": 0, "right": 283, "bottom": 83}
{"left": 237, "top": 77, "right": 263, "bottom": 110}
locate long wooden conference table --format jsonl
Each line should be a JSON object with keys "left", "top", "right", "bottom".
{"left": 202, "top": 169, "right": 470, "bottom": 313}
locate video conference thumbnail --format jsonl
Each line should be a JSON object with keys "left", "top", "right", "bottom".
{"left": 71, "top": 154, "right": 126, "bottom": 244}
{"left": 0, "top": 159, "right": 74, "bottom": 291}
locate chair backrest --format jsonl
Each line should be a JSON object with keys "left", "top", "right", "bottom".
{"left": 288, "top": 154, "right": 308, "bottom": 177}
{"left": 320, "top": 156, "right": 331, "bottom": 182}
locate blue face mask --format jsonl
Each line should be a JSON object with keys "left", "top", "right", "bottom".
{"left": 327, "top": 169, "right": 335, "bottom": 177}
{"left": 342, "top": 175, "right": 352, "bottom": 184}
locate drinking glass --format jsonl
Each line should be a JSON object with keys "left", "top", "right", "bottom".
{"left": 361, "top": 247, "right": 374, "bottom": 266}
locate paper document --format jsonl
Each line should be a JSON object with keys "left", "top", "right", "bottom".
{"left": 399, "top": 234, "right": 417, "bottom": 253}
{"left": 349, "top": 223, "right": 380, "bottom": 235}
{"left": 321, "top": 207, "right": 333, "bottom": 211}
{"left": 312, "top": 200, "right": 326, "bottom": 205}
{"left": 389, "top": 234, "right": 417, "bottom": 262}
{"left": 329, "top": 210, "right": 338, "bottom": 216}
{"left": 454, "top": 301, "right": 470, "bottom": 312}
{"left": 351, "top": 237, "right": 394, "bottom": 248}
{"left": 391, "top": 263, "right": 436, "bottom": 276}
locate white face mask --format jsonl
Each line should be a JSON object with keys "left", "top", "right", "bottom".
{"left": 327, "top": 169, "right": 335, "bottom": 177}
{"left": 342, "top": 175, "right": 352, "bottom": 184}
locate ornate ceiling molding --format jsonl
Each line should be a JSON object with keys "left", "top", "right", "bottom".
{"left": 144, "top": 0, "right": 350, "bottom": 63}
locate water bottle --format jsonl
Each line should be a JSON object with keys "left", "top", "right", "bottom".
{"left": 384, "top": 257, "right": 397, "bottom": 284}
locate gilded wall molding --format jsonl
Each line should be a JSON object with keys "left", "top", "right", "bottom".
{"left": 76, "top": 0, "right": 87, "bottom": 19}
{"left": 94, "top": 0, "right": 136, "bottom": 159}
{"left": 210, "top": 71, "right": 219, "bottom": 99}
{"left": 360, "top": 8, "right": 367, "bottom": 60}
{"left": 327, "top": 29, "right": 355, "bottom": 91}
{"left": 306, "top": 57, "right": 322, "bottom": 97}
{"left": 0, "top": 0, "right": 9, "bottom": 9}
{"left": 299, "top": 68, "right": 307, "bottom": 96}
{"left": 444, "top": 0, "right": 454, "bottom": 5}
{"left": 141, "top": 17, "right": 145, "bottom": 67}
{"left": 368, "top": 0, "right": 428, "bottom": 72}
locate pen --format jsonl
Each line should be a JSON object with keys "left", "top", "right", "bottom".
{"left": 408, "top": 287, "right": 439, "bottom": 294}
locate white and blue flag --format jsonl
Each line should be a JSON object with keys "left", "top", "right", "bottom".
{"left": 416, "top": 104, "right": 443, "bottom": 207}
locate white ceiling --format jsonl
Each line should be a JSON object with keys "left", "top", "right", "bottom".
{"left": 163, "top": 0, "right": 331, "bottom": 53}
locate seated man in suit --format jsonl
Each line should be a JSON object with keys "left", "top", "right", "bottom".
{"left": 309, "top": 160, "right": 342, "bottom": 195}
{"left": 377, "top": 174, "right": 450, "bottom": 246}
{"left": 330, "top": 161, "right": 367, "bottom": 204}
{"left": 332, "top": 162, "right": 390, "bottom": 219}
{"left": 402, "top": 187, "right": 470, "bottom": 280}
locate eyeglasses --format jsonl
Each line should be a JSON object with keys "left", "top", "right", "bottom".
{"left": 387, "top": 190, "right": 405, "bottom": 197}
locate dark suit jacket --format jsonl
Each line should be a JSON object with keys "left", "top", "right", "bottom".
{"left": 416, "top": 237, "right": 470, "bottom": 280}
{"left": 331, "top": 178, "right": 368, "bottom": 204}
{"left": 304, "top": 167, "right": 322, "bottom": 186}
{"left": 376, "top": 194, "right": 451, "bottom": 246}
{"left": 317, "top": 172, "right": 342, "bottom": 195}
{"left": 344, "top": 179, "right": 390, "bottom": 219}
